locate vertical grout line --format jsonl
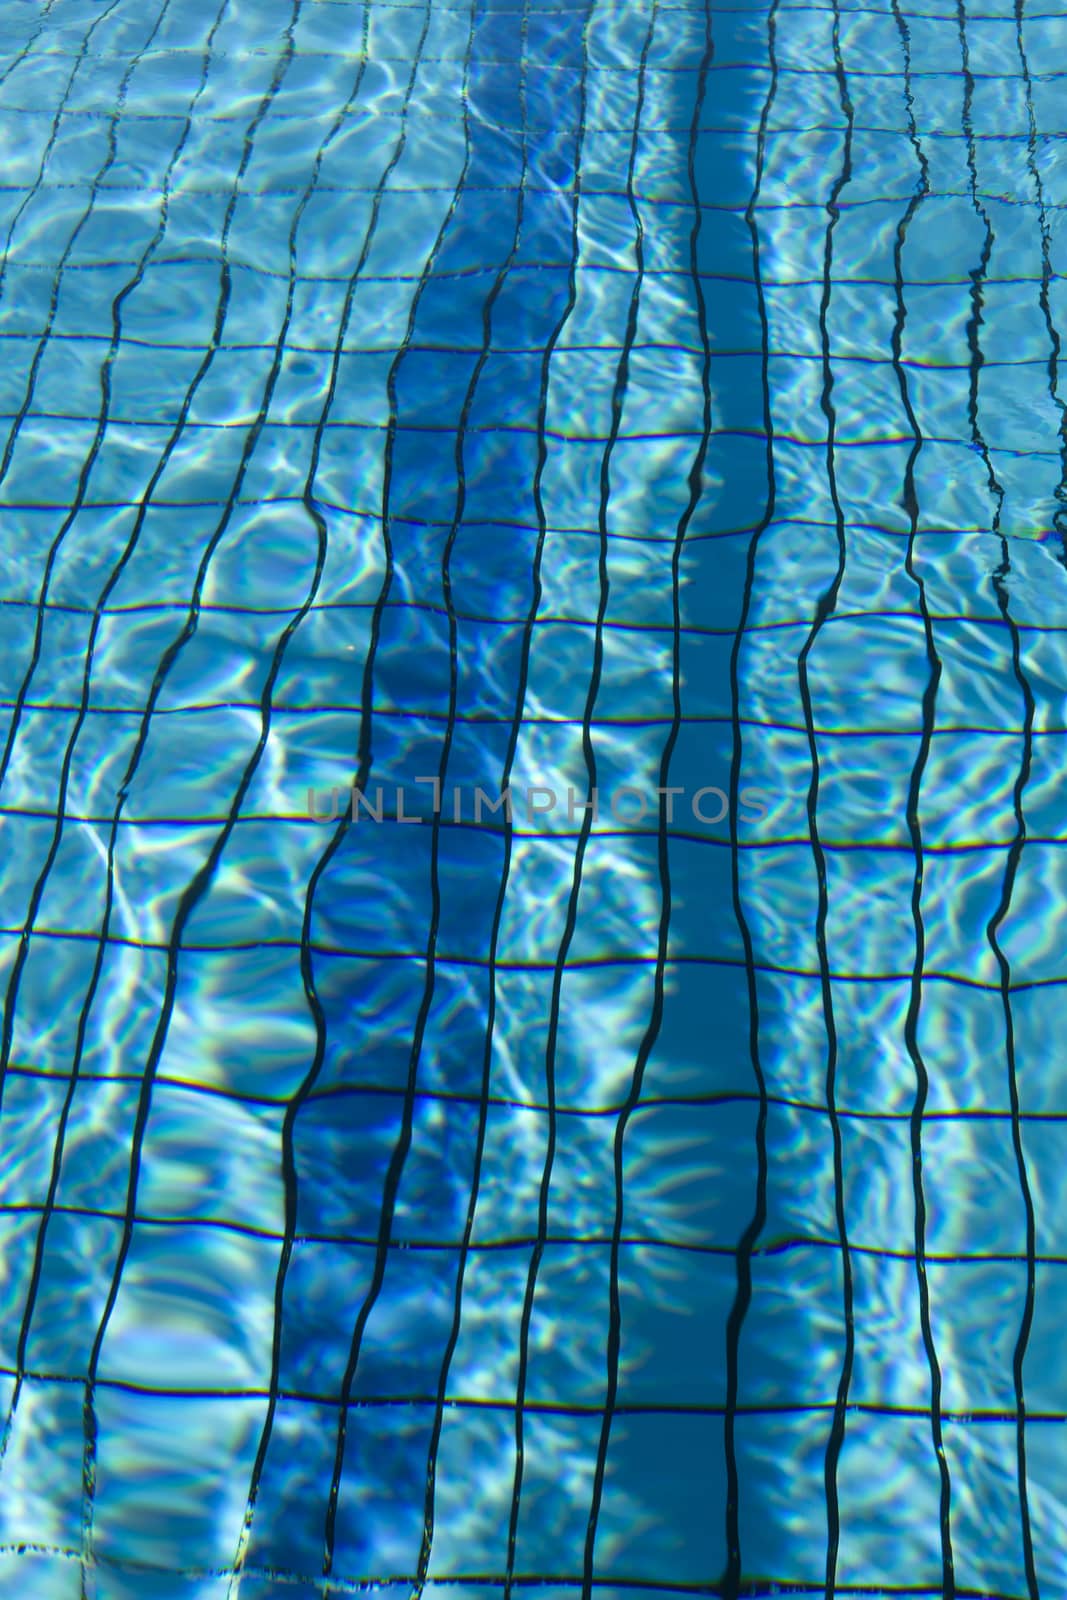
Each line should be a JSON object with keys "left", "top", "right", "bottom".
{"left": 793, "top": 0, "right": 856, "bottom": 1591}
{"left": 889, "top": 2, "right": 957, "bottom": 1595}
{"left": 581, "top": 0, "right": 716, "bottom": 1592}
{"left": 498, "top": 2, "right": 659, "bottom": 1592}
{"left": 994, "top": 12, "right": 1043, "bottom": 1596}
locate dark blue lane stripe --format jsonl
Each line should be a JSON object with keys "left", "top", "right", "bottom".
{"left": 314, "top": 0, "right": 554, "bottom": 1584}
{"left": 402, "top": 0, "right": 597, "bottom": 1588}
{"left": 208, "top": 0, "right": 470, "bottom": 1584}
{"left": 721, "top": 0, "right": 778, "bottom": 1586}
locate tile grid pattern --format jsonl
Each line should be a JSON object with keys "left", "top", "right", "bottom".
{"left": 0, "top": 0, "right": 1066, "bottom": 1597}
{"left": 730, "top": 0, "right": 1067, "bottom": 1595}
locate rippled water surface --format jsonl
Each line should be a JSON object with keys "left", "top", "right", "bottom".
{"left": 1, "top": 0, "right": 1067, "bottom": 1595}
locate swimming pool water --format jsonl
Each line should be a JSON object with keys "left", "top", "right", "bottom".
{"left": 0, "top": 0, "right": 1066, "bottom": 1595}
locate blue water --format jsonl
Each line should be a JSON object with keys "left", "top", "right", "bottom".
{"left": 1, "top": 0, "right": 1066, "bottom": 1595}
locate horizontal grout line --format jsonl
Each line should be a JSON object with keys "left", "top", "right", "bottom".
{"left": 2, "top": 102, "right": 1066, "bottom": 141}
{"left": 3, "top": 53, "right": 1064, "bottom": 84}
{"left": 8, "top": 1062, "right": 1067, "bottom": 1126}
{"left": 8, "top": 1062, "right": 1067, "bottom": 1139}
{"left": 0, "top": 505, "right": 1033, "bottom": 546}
{"left": 0, "top": 926, "right": 1063, "bottom": 994}
{"left": 0, "top": 806, "right": 1060, "bottom": 858}
{"left": 1, "top": 410, "right": 1062, "bottom": 462}
{"left": 0, "top": 1547, "right": 1041, "bottom": 1600}
{"left": 6, "top": 1065, "right": 1067, "bottom": 1126}
{"left": 1, "top": 189, "right": 1063, "bottom": 271}
{"left": 3, "top": 1197, "right": 1064, "bottom": 1266}
{"left": 0, "top": 328, "right": 1058, "bottom": 370}
{"left": 4, "top": 594, "right": 1066, "bottom": 635}
{"left": 0, "top": 409, "right": 707, "bottom": 445}
{"left": 0, "top": 1359, "right": 1060, "bottom": 1424}
{"left": 0, "top": 260, "right": 1056, "bottom": 292}
{"left": 2, "top": 0, "right": 1061, "bottom": 14}
{"left": 0, "top": 711, "right": 1058, "bottom": 738}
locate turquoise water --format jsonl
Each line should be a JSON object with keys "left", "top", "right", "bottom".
{"left": 1, "top": 0, "right": 1066, "bottom": 1595}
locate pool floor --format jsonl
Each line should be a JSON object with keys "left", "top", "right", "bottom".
{"left": 0, "top": 0, "right": 1066, "bottom": 1595}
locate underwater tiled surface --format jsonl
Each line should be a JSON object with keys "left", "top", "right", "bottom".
{"left": 0, "top": 0, "right": 1066, "bottom": 1595}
